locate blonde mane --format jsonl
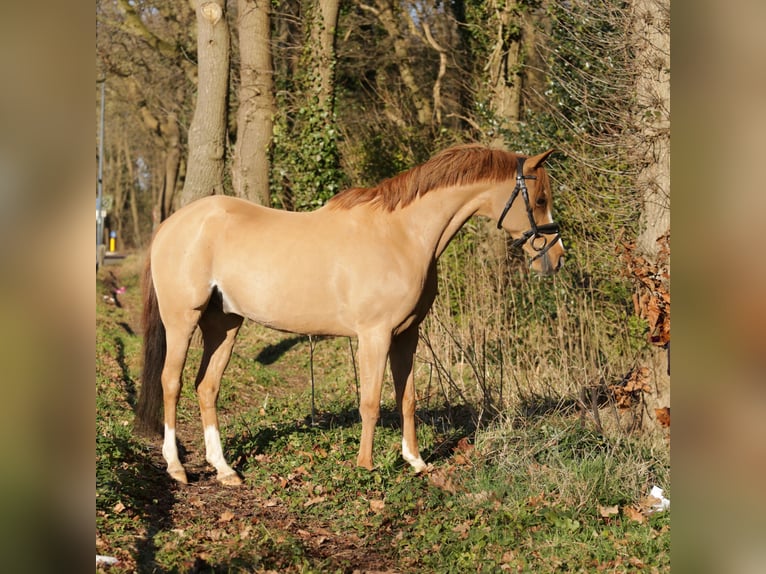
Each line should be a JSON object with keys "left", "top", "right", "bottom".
{"left": 328, "top": 144, "right": 520, "bottom": 211}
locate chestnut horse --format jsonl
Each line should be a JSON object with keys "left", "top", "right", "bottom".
{"left": 135, "top": 144, "right": 565, "bottom": 485}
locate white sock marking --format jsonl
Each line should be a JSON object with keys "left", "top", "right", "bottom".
{"left": 402, "top": 437, "right": 427, "bottom": 472}
{"left": 162, "top": 425, "right": 181, "bottom": 468}
{"left": 204, "top": 425, "right": 234, "bottom": 476}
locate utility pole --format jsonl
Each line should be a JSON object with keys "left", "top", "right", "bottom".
{"left": 96, "top": 80, "right": 106, "bottom": 268}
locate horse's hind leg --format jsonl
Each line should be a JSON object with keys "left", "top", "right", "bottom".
{"left": 161, "top": 311, "right": 201, "bottom": 485}
{"left": 390, "top": 326, "right": 427, "bottom": 473}
{"left": 196, "top": 302, "right": 244, "bottom": 485}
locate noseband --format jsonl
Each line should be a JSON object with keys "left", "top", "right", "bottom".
{"left": 496, "top": 157, "right": 561, "bottom": 262}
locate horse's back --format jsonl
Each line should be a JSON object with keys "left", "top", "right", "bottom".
{"left": 149, "top": 194, "right": 429, "bottom": 336}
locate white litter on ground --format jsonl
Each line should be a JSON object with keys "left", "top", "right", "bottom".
{"left": 648, "top": 485, "right": 670, "bottom": 513}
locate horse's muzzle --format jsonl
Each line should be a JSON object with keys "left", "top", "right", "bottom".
{"left": 535, "top": 251, "right": 564, "bottom": 276}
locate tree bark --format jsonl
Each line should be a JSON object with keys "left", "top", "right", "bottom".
{"left": 421, "top": 20, "right": 447, "bottom": 126}
{"left": 631, "top": 0, "right": 670, "bottom": 431}
{"left": 486, "top": 0, "right": 523, "bottom": 138}
{"left": 634, "top": 0, "right": 670, "bottom": 256}
{"left": 232, "top": 0, "right": 275, "bottom": 205}
{"left": 121, "top": 135, "right": 143, "bottom": 247}
{"left": 310, "top": 0, "right": 341, "bottom": 111}
{"left": 179, "top": 0, "right": 231, "bottom": 207}
{"left": 161, "top": 112, "right": 182, "bottom": 219}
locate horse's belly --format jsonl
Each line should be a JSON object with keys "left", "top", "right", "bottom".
{"left": 218, "top": 282, "right": 353, "bottom": 337}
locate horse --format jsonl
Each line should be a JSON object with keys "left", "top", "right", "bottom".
{"left": 134, "top": 144, "right": 565, "bottom": 485}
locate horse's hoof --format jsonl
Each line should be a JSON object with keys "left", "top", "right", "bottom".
{"left": 218, "top": 471, "right": 243, "bottom": 486}
{"left": 412, "top": 461, "right": 429, "bottom": 474}
{"left": 168, "top": 469, "right": 189, "bottom": 485}
{"left": 356, "top": 456, "right": 374, "bottom": 471}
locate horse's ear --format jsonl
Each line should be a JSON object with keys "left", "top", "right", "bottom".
{"left": 526, "top": 149, "right": 556, "bottom": 171}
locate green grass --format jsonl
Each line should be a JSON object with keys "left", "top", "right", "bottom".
{"left": 96, "top": 255, "right": 669, "bottom": 572}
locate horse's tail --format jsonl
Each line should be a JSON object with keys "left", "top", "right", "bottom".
{"left": 134, "top": 255, "right": 165, "bottom": 437}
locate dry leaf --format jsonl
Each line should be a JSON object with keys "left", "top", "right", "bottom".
{"left": 428, "top": 468, "right": 458, "bottom": 494}
{"left": 452, "top": 521, "right": 471, "bottom": 539}
{"left": 598, "top": 504, "right": 619, "bottom": 518}
{"left": 112, "top": 501, "right": 126, "bottom": 514}
{"left": 454, "top": 437, "right": 474, "bottom": 454}
{"left": 623, "top": 505, "right": 646, "bottom": 524}
{"left": 655, "top": 407, "right": 670, "bottom": 428}
{"left": 207, "top": 529, "right": 224, "bottom": 541}
{"left": 303, "top": 495, "right": 326, "bottom": 507}
{"left": 218, "top": 510, "right": 235, "bottom": 523}
{"left": 369, "top": 499, "right": 385, "bottom": 513}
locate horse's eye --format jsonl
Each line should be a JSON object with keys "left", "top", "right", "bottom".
{"left": 535, "top": 196, "right": 546, "bottom": 207}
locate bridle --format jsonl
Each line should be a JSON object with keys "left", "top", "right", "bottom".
{"left": 496, "top": 156, "right": 561, "bottom": 262}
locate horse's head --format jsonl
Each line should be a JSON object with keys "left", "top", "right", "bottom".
{"left": 492, "top": 149, "right": 565, "bottom": 275}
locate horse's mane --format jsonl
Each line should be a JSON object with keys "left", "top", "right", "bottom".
{"left": 327, "top": 144, "right": 519, "bottom": 211}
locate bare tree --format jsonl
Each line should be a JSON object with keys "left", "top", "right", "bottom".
{"left": 359, "top": 0, "right": 433, "bottom": 127}
{"left": 101, "top": 0, "right": 194, "bottom": 227}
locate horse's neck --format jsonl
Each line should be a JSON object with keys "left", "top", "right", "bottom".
{"left": 397, "top": 182, "right": 490, "bottom": 259}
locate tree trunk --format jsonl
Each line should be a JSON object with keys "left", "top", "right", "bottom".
{"left": 121, "top": 135, "right": 143, "bottom": 247}
{"left": 179, "top": 0, "right": 231, "bottom": 207}
{"left": 631, "top": 0, "right": 670, "bottom": 431}
{"left": 310, "top": 0, "right": 341, "bottom": 110}
{"left": 486, "top": 0, "right": 523, "bottom": 139}
{"left": 232, "top": 0, "right": 275, "bottom": 205}
{"left": 161, "top": 112, "right": 182, "bottom": 218}
{"left": 634, "top": 0, "right": 670, "bottom": 256}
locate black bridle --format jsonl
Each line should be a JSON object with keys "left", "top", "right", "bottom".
{"left": 496, "top": 157, "right": 561, "bottom": 262}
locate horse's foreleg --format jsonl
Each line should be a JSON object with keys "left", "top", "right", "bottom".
{"left": 161, "top": 321, "right": 198, "bottom": 485}
{"left": 196, "top": 311, "right": 243, "bottom": 486}
{"left": 355, "top": 330, "right": 392, "bottom": 470}
{"left": 391, "top": 326, "right": 427, "bottom": 473}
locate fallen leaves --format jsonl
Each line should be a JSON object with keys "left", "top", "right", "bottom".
{"left": 655, "top": 407, "right": 670, "bottom": 428}
{"left": 621, "top": 233, "right": 670, "bottom": 348}
{"left": 428, "top": 467, "right": 459, "bottom": 494}
{"left": 622, "top": 505, "right": 646, "bottom": 524}
{"left": 597, "top": 504, "right": 619, "bottom": 519}
{"left": 609, "top": 366, "right": 651, "bottom": 410}
{"left": 369, "top": 499, "right": 385, "bottom": 513}
{"left": 597, "top": 486, "right": 670, "bottom": 525}
{"left": 452, "top": 437, "right": 475, "bottom": 466}
{"left": 303, "top": 495, "right": 327, "bottom": 507}
{"left": 218, "top": 510, "right": 235, "bottom": 523}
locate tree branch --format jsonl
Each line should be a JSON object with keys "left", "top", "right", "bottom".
{"left": 116, "top": 0, "right": 178, "bottom": 58}
{"left": 421, "top": 20, "right": 447, "bottom": 125}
